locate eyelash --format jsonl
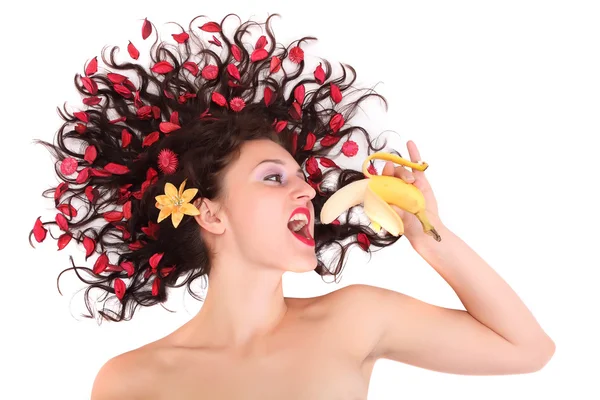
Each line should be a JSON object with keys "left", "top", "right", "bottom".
{"left": 264, "top": 173, "right": 308, "bottom": 184}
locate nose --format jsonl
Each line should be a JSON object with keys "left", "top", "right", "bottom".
{"left": 292, "top": 175, "right": 317, "bottom": 201}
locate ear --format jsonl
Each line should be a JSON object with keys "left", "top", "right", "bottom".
{"left": 193, "top": 197, "right": 225, "bottom": 235}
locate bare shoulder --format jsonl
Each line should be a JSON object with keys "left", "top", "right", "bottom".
{"left": 91, "top": 347, "right": 157, "bottom": 400}
{"left": 311, "top": 284, "right": 390, "bottom": 362}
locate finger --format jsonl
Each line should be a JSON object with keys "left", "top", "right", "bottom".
{"left": 384, "top": 160, "right": 414, "bottom": 183}
{"left": 407, "top": 140, "right": 425, "bottom": 177}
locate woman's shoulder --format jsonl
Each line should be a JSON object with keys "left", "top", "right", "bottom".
{"left": 91, "top": 346, "right": 159, "bottom": 399}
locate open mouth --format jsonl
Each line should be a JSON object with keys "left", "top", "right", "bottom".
{"left": 287, "top": 220, "right": 312, "bottom": 240}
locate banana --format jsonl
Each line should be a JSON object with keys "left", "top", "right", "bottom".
{"left": 320, "top": 152, "right": 442, "bottom": 242}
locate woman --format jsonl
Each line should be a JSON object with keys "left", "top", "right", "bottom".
{"left": 30, "top": 13, "right": 555, "bottom": 399}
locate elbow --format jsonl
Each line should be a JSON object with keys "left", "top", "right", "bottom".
{"left": 526, "top": 337, "right": 556, "bottom": 372}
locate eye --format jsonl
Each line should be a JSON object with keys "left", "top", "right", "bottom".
{"left": 264, "top": 173, "right": 284, "bottom": 184}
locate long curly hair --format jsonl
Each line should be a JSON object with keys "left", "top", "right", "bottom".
{"left": 29, "top": 13, "right": 404, "bottom": 323}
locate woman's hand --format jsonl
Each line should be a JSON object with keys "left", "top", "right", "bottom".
{"left": 380, "top": 140, "right": 443, "bottom": 245}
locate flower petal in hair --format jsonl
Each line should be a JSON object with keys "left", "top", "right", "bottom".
{"left": 155, "top": 179, "right": 200, "bottom": 228}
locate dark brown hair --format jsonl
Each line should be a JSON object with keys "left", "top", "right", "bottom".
{"left": 29, "top": 13, "right": 404, "bottom": 322}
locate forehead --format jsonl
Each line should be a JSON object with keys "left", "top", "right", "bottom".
{"left": 237, "top": 139, "right": 297, "bottom": 168}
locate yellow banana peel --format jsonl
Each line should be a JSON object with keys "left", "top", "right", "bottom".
{"left": 320, "top": 152, "right": 442, "bottom": 242}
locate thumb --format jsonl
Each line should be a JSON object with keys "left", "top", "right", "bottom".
{"left": 382, "top": 161, "right": 395, "bottom": 176}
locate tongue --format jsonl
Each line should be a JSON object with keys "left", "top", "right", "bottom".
{"left": 298, "top": 224, "right": 312, "bottom": 239}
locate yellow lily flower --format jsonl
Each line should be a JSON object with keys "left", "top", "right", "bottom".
{"left": 155, "top": 178, "right": 200, "bottom": 228}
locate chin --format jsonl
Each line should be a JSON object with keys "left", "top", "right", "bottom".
{"left": 284, "top": 255, "right": 318, "bottom": 273}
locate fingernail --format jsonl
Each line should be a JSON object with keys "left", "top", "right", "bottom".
{"left": 407, "top": 176, "right": 415, "bottom": 181}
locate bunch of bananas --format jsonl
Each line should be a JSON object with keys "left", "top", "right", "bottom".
{"left": 320, "top": 152, "right": 442, "bottom": 242}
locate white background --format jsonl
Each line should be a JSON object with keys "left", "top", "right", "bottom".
{"left": 2, "top": 0, "right": 599, "bottom": 399}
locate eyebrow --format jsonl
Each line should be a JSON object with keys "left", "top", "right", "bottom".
{"left": 255, "top": 159, "right": 305, "bottom": 176}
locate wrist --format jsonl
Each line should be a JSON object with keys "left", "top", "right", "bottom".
{"left": 408, "top": 218, "right": 449, "bottom": 250}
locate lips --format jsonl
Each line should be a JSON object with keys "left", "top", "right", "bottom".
{"left": 288, "top": 206, "right": 313, "bottom": 240}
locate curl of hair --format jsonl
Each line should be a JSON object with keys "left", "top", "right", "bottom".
{"left": 29, "top": 13, "right": 406, "bottom": 323}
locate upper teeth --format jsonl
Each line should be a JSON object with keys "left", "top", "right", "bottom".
{"left": 288, "top": 213, "right": 308, "bottom": 231}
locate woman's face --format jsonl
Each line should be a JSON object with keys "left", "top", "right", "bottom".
{"left": 208, "top": 139, "right": 318, "bottom": 273}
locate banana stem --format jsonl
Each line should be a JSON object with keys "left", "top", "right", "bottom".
{"left": 362, "top": 152, "right": 429, "bottom": 178}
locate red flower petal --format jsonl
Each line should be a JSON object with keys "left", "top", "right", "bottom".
{"left": 367, "top": 163, "right": 378, "bottom": 176}
{"left": 33, "top": 217, "right": 47, "bottom": 243}
{"left": 114, "top": 84, "right": 133, "bottom": 98}
{"left": 74, "top": 111, "right": 89, "bottom": 123}
{"left": 152, "top": 106, "right": 161, "bottom": 119}
{"left": 142, "top": 18, "right": 152, "bottom": 40}
{"left": 172, "top": 32, "right": 189, "bottom": 43}
{"left": 342, "top": 140, "right": 359, "bottom": 157}
{"left": 201, "top": 64, "right": 218, "bottom": 80}
{"left": 199, "top": 22, "right": 221, "bottom": 32}
{"left": 163, "top": 89, "right": 175, "bottom": 99}
{"left": 142, "top": 131, "right": 160, "bottom": 147}
{"left": 121, "top": 129, "right": 132, "bottom": 148}
{"left": 274, "top": 120, "right": 287, "bottom": 133}
{"left": 332, "top": 219, "right": 341, "bottom": 226}
{"left": 85, "top": 57, "right": 98, "bottom": 76}
{"left": 320, "top": 135, "right": 341, "bottom": 147}
{"left": 150, "top": 252, "right": 164, "bottom": 269}
{"left": 269, "top": 56, "right": 281, "bottom": 73}
{"left": 83, "top": 235, "right": 96, "bottom": 259}
{"left": 330, "top": 83, "right": 342, "bottom": 103}
{"left": 329, "top": 112, "right": 344, "bottom": 133}
{"left": 75, "top": 123, "right": 87, "bottom": 134}
{"left": 123, "top": 200, "right": 132, "bottom": 220}
{"left": 57, "top": 233, "right": 72, "bottom": 250}
{"left": 255, "top": 35, "right": 267, "bottom": 49}
{"left": 264, "top": 87, "right": 274, "bottom": 107}
{"left": 230, "top": 97, "right": 246, "bottom": 112}
{"left": 306, "top": 157, "right": 319, "bottom": 175}
{"left": 81, "top": 77, "right": 98, "bottom": 95}
{"left": 289, "top": 46, "right": 304, "bottom": 63}
{"left": 303, "top": 132, "right": 316, "bottom": 150}
{"left": 152, "top": 277, "right": 160, "bottom": 296}
{"left": 183, "top": 61, "right": 199, "bottom": 76}
{"left": 288, "top": 102, "right": 302, "bottom": 120}
{"left": 109, "top": 116, "right": 127, "bottom": 124}
{"left": 209, "top": 35, "right": 222, "bottom": 47}
{"left": 90, "top": 168, "right": 111, "bottom": 177}
{"left": 84, "top": 145, "right": 97, "bottom": 163}
{"left": 127, "top": 41, "right": 140, "bottom": 60}
{"left": 54, "top": 182, "right": 69, "bottom": 203}
{"left": 103, "top": 211, "right": 123, "bottom": 222}
{"left": 55, "top": 213, "right": 69, "bottom": 231}
{"left": 141, "top": 221, "right": 160, "bottom": 240}
{"left": 75, "top": 167, "right": 90, "bottom": 184}
{"left": 357, "top": 232, "right": 370, "bottom": 251}
{"left": 250, "top": 48, "right": 268, "bottom": 62}
{"left": 115, "top": 224, "right": 131, "bottom": 240}
{"left": 60, "top": 157, "right": 78, "bottom": 175}
{"left": 151, "top": 61, "right": 174, "bottom": 74}
{"left": 121, "top": 261, "right": 135, "bottom": 277}
{"left": 114, "top": 278, "right": 126, "bottom": 301}
{"left": 314, "top": 63, "right": 325, "bottom": 84}
{"left": 160, "top": 266, "right": 176, "bottom": 278}
{"left": 211, "top": 92, "right": 228, "bottom": 107}
{"left": 226, "top": 63, "right": 241, "bottom": 81}
{"left": 107, "top": 72, "right": 127, "bottom": 83}
{"left": 93, "top": 252, "right": 109, "bottom": 274}
{"left": 231, "top": 44, "right": 242, "bottom": 61}
{"left": 104, "top": 163, "right": 130, "bottom": 175}
{"left": 128, "top": 240, "right": 146, "bottom": 251}
{"left": 159, "top": 122, "right": 181, "bottom": 133}
{"left": 169, "top": 111, "right": 179, "bottom": 125}
{"left": 294, "top": 84, "right": 305, "bottom": 105}
{"left": 319, "top": 157, "right": 339, "bottom": 168}
{"left": 85, "top": 185, "right": 98, "bottom": 202}
{"left": 83, "top": 96, "right": 101, "bottom": 106}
